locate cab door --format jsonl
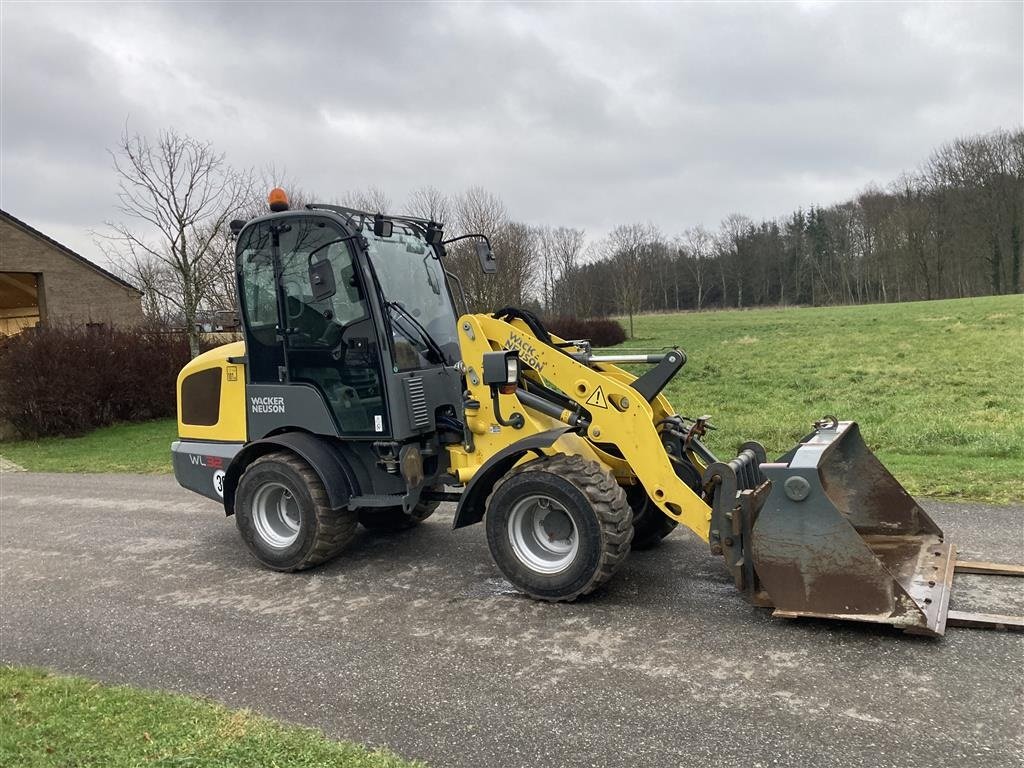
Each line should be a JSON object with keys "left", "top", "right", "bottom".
{"left": 238, "top": 216, "right": 389, "bottom": 437}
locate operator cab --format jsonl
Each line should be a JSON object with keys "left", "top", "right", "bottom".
{"left": 234, "top": 190, "right": 466, "bottom": 444}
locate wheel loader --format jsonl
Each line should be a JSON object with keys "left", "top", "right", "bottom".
{"left": 172, "top": 189, "right": 1021, "bottom": 636}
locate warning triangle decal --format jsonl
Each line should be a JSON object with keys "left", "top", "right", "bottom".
{"left": 585, "top": 386, "right": 608, "bottom": 409}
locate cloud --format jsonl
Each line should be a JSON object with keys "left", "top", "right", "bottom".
{"left": 1, "top": 1, "right": 1020, "bottom": 264}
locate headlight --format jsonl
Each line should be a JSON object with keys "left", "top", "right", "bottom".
{"left": 505, "top": 355, "right": 520, "bottom": 385}
{"left": 482, "top": 350, "right": 520, "bottom": 393}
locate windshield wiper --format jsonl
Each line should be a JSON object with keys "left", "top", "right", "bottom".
{"left": 386, "top": 301, "right": 447, "bottom": 364}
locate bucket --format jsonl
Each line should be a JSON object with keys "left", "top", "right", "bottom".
{"left": 750, "top": 420, "right": 954, "bottom": 634}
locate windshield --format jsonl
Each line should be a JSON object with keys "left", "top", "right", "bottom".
{"left": 362, "top": 222, "right": 459, "bottom": 370}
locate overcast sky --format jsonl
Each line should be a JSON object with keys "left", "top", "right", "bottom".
{"left": 1, "top": 1, "right": 1021, "bottom": 266}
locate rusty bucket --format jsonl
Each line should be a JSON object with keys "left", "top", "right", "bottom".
{"left": 747, "top": 420, "right": 962, "bottom": 634}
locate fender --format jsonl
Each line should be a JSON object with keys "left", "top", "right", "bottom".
{"left": 223, "top": 431, "right": 361, "bottom": 516}
{"left": 452, "top": 426, "right": 573, "bottom": 529}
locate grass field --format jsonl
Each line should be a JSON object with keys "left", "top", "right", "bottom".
{"left": 0, "top": 667, "right": 423, "bottom": 768}
{"left": 0, "top": 419, "right": 177, "bottom": 474}
{"left": 1, "top": 295, "right": 1020, "bottom": 501}
{"left": 613, "top": 294, "right": 1023, "bottom": 503}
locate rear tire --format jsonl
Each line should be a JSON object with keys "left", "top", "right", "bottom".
{"left": 485, "top": 454, "right": 632, "bottom": 601}
{"left": 234, "top": 451, "right": 357, "bottom": 571}
{"left": 626, "top": 484, "right": 678, "bottom": 550}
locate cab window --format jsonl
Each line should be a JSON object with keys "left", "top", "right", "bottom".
{"left": 278, "top": 219, "right": 368, "bottom": 345}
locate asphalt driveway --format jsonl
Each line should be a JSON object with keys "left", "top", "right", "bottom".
{"left": 1, "top": 472, "right": 1022, "bottom": 767}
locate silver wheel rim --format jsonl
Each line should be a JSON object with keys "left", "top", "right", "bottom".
{"left": 507, "top": 494, "right": 579, "bottom": 574}
{"left": 252, "top": 482, "right": 301, "bottom": 548}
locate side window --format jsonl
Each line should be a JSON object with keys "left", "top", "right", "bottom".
{"left": 279, "top": 219, "right": 368, "bottom": 346}
{"left": 238, "top": 221, "right": 284, "bottom": 383}
{"left": 242, "top": 253, "right": 277, "bottom": 327}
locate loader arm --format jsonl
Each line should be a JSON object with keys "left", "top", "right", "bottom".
{"left": 448, "top": 313, "right": 714, "bottom": 542}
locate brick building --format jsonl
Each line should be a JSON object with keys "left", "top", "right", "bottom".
{"left": 0, "top": 209, "right": 144, "bottom": 335}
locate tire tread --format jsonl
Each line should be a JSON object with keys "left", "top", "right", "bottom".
{"left": 489, "top": 453, "right": 632, "bottom": 602}
{"left": 246, "top": 451, "right": 357, "bottom": 570}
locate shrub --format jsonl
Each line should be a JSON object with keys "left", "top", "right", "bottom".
{"left": 544, "top": 316, "right": 627, "bottom": 348}
{"left": 0, "top": 325, "right": 194, "bottom": 439}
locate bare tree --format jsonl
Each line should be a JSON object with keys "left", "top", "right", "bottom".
{"left": 406, "top": 185, "right": 452, "bottom": 224}
{"left": 454, "top": 186, "right": 507, "bottom": 235}
{"left": 680, "top": 225, "right": 713, "bottom": 310}
{"left": 99, "top": 126, "right": 254, "bottom": 357}
{"left": 537, "top": 226, "right": 586, "bottom": 315}
{"left": 500, "top": 222, "right": 540, "bottom": 307}
{"left": 552, "top": 227, "right": 586, "bottom": 314}
{"left": 448, "top": 187, "right": 511, "bottom": 310}
{"left": 201, "top": 234, "right": 239, "bottom": 320}
{"left": 534, "top": 225, "right": 558, "bottom": 312}
{"left": 573, "top": 240, "right": 604, "bottom": 316}
{"left": 113, "top": 257, "right": 178, "bottom": 328}
{"left": 718, "top": 213, "right": 752, "bottom": 308}
{"left": 606, "top": 223, "right": 656, "bottom": 338}
{"left": 343, "top": 185, "right": 392, "bottom": 213}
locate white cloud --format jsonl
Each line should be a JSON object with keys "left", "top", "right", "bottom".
{"left": 1, "top": 0, "right": 1020, "bottom": 266}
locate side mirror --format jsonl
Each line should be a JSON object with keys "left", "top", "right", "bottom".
{"left": 308, "top": 259, "right": 337, "bottom": 302}
{"left": 476, "top": 240, "right": 498, "bottom": 274}
{"left": 373, "top": 213, "right": 393, "bottom": 238}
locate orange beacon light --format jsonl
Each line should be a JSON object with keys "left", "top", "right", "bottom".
{"left": 268, "top": 188, "right": 290, "bottom": 212}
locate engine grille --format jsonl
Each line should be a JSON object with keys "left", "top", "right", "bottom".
{"left": 404, "top": 376, "right": 430, "bottom": 431}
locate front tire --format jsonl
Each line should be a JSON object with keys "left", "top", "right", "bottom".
{"left": 626, "top": 484, "right": 678, "bottom": 550}
{"left": 234, "top": 451, "right": 357, "bottom": 571}
{"left": 485, "top": 454, "right": 632, "bottom": 601}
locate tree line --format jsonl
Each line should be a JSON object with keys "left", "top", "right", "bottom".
{"left": 567, "top": 128, "right": 1022, "bottom": 336}
{"left": 103, "top": 126, "right": 1021, "bottom": 351}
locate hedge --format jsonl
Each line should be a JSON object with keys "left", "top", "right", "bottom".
{"left": 543, "top": 316, "right": 627, "bottom": 347}
{"left": 0, "top": 325, "right": 192, "bottom": 439}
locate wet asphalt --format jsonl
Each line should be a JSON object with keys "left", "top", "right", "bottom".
{"left": 1, "top": 472, "right": 1022, "bottom": 767}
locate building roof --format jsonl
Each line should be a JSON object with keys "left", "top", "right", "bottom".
{"left": 0, "top": 208, "right": 142, "bottom": 294}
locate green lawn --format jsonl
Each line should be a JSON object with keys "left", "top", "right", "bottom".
{"left": 0, "top": 419, "right": 176, "bottom": 474}
{"left": 0, "top": 667, "right": 423, "bottom": 768}
{"left": 613, "top": 294, "right": 1024, "bottom": 503}
{"left": 1, "top": 295, "right": 1021, "bottom": 502}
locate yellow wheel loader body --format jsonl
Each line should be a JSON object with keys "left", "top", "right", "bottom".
{"left": 171, "top": 195, "right": 1020, "bottom": 637}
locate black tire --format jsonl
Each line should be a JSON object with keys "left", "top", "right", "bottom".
{"left": 626, "top": 484, "right": 678, "bottom": 550}
{"left": 234, "top": 451, "right": 357, "bottom": 571}
{"left": 485, "top": 454, "right": 632, "bottom": 601}
{"left": 358, "top": 498, "right": 438, "bottom": 532}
